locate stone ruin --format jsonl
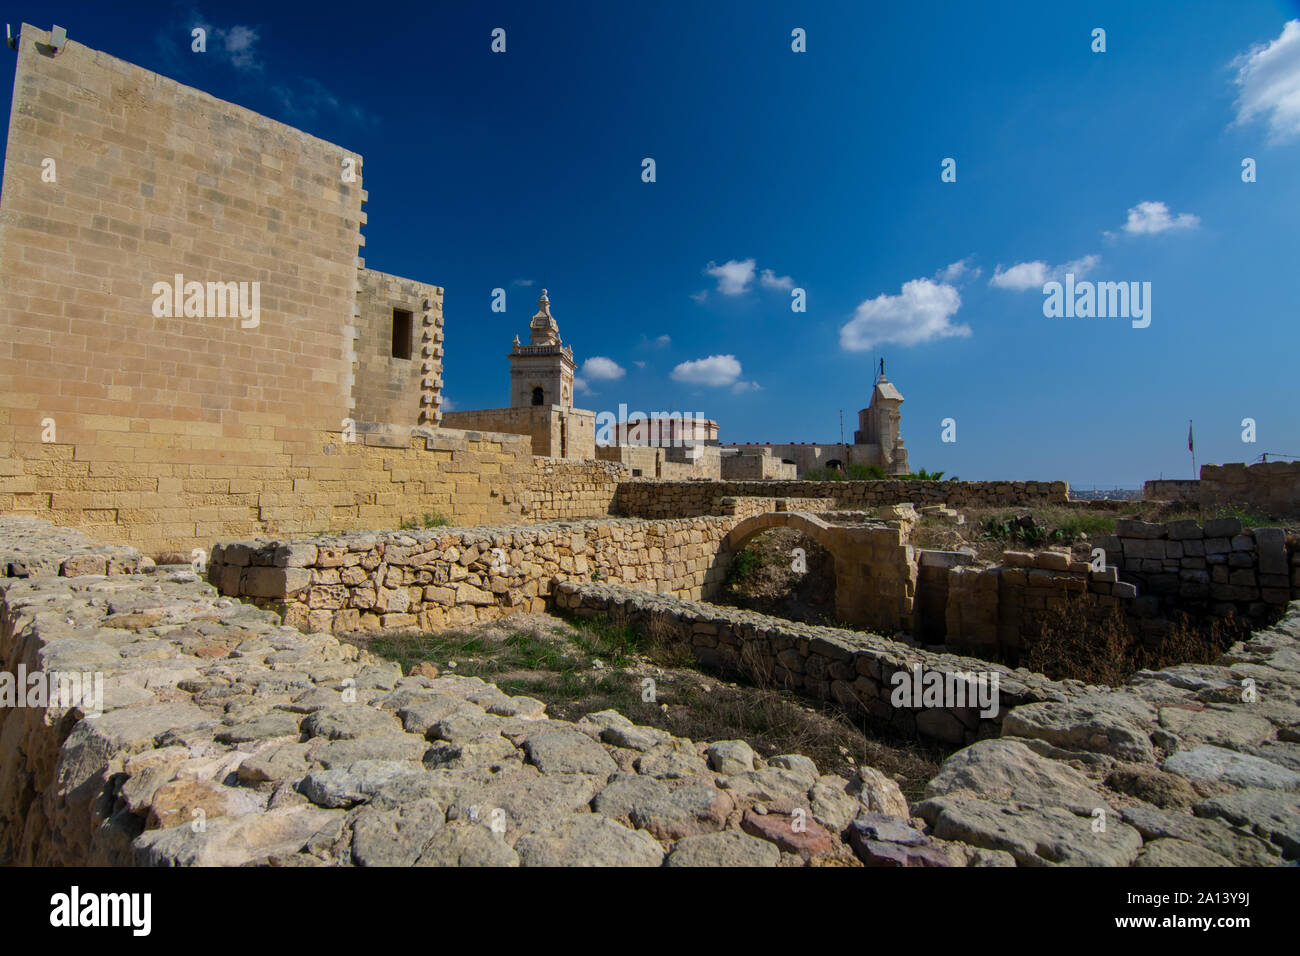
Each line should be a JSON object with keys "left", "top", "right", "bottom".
{"left": 1, "top": 25, "right": 1298, "bottom": 868}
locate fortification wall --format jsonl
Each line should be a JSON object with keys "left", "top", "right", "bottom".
{"left": 720, "top": 453, "right": 798, "bottom": 480}
{"left": 0, "top": 25, "right": 486, "bottom": 558}
{"left": 1144, "top": 462, "right": 1300, "bottom": 518}
{"left": 353, "top": 270, "right": 443, "bottom": 428}
{"left": 614, "top": 479, "right": 1068, "bottom": 519}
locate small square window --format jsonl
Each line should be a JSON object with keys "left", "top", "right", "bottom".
{"left": 391, "top": 309, "right": 413, "bottom": 359}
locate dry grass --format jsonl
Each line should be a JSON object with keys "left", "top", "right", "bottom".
{"left": 356, "top": 610, "right": 943, "bottom": 798}
{"left": 1019, "top": 604, "right": 1249, "bottom": 684}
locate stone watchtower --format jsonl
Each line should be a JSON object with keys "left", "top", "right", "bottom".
{"left": 509, "top": 290, "right": 575, "bottom": 409}
{"left": 854, "top": 370, "right": 910, "bottom": 475}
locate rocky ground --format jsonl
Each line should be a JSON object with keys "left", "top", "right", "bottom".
{"left": 2, "top": 516, "right": 1297, "bottom": 867}
{"left": 914, "top": 604, "right": 1300, "bottom": 865}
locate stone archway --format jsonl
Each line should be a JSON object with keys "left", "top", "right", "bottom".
{"left": 706, "top": 511, "right": 918, "bottom": 635}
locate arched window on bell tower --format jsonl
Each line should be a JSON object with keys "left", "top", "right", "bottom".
{"left": 532, "top": 387, "right": 545, "bottom": 406}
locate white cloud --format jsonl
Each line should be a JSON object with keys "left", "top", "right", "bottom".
{"left": 581, "top": 356, "right": 625, "bottom": 381}
{"left": 222, "top": 24, "right": 259, "bottom": 69}
{"left": 839, "top": 278, "right": 969, "bottom": 351}
{"left": 671, "top": 354, "right": 743, "bottom": 387}
{"left": 1232, "top": 19, "right": 1300, "bottom": 142}
{"left": 639, "top": 333, "right": 672, "bottom": 349}
{"left": 989, "top": 254, "right": 1100, "bottom": 291}
{"left": 759, "top": 269, "right": 794, "bottom": 291}
{"left": 573, "top": 377, "right": 591, "bottom": 394}
{"left": 731, "top": 380, "right": 762, "bottom": 394}
{"left": 441, "top": 397, "right": 456, "bottom": 412}
{"left": 1116, "top": 200, "right": 1200, "bottom": 236}
{"left": 633, "top": 360, "right": 646, "bottom": 369}
{"left": 511, "top": 278, "right": 535, "bottom": 287}
{"left": 704, "top": 259, "right": 756, "bottom": 295}
{"left": 689, "top": 290, "right": 708, "bottom": 303}
{"left": 936, "top": 257, "right": 981, "bottom": 284}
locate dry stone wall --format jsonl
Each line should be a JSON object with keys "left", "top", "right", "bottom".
{"left": 554, "top": 580, "right": 1068, "bottom": 747}
{"left": 205, "top": 516, "right": 742, "bottom": 634}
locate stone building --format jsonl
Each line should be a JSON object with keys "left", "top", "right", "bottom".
{"left": 0, "top": 24, "right": 579, "bottom": 550}
{"left": 442, "top": 290, "right": 596, "bottom": 459}
{"left": 724, "top": 370, "right": 910, "bottom": 476}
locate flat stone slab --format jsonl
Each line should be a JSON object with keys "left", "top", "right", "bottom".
{"left": 1195, "top": 788, "right": 1300, "bottom": 858}
{"left": 514, "top": 815, "right": 664, "bottom": 867}
{"left": 915, "top": 795, "right": 1143, "bottom": 867}
{"left": 1163, "top": 745, "right": 1300, "bottom": 791}
{"left": 665, "top": 830, "right": 781, "bottom": 867}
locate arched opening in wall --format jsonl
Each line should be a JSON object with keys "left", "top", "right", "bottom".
{"left": 531, "top": 387, "right": 545, "bottom": 406}
{"left": 825, "top": 459, "right": 842, "bottom": 471}
{"left": 712, "top": 526, "right": 836, "bottom": 625}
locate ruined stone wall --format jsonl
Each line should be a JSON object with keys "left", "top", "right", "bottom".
{"left": 1143, "top": 479, "right": 1201, "bottom": 502}
{"left": 5, "top": 516, "right": 1296, "bottom": 867}
{"left": 353, "top": 270, "right": 443, "bottom": 427}
{"left": 6, "top": 516, "right": 893, "bottom": 868}
{"left": 939, "top": 517, "right": 1299, "bottom": 655}
{"left": 205, "top": 515, "right": 743, "bottom": 633}
{"left": 614, "top": 479, "right": 1068, "bottom": 519}
{"left": 553, "top": 581, "right": 1065, "bottom": 747}
{"left": 1144, "top": 462, "right": 1300, "bottom": 518}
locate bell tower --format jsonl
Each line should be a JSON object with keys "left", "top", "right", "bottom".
{"left": 508, "top": 289, "right": 576, "bottom": 409}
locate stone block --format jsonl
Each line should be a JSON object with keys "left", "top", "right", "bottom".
{"left": 242, "top": 566, "right": 311, "bottom": 597}
{"left": 1116, "top": 518, "right": 1165, "bottom": 539}
{"left": 1203, "top": 517, "right": 1242, "bottom": 537}
{"left": 1255, "top": 528, "right": 1287, "bottom": 575}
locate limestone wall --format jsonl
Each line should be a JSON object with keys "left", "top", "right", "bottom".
{"left": 721, "top": 453, "right": 798, "bottom": 480}
{"left": 1144, "top": 462, "right": 1300, "bottom": 518}
{"left": 3, "top": 516, "right": 888, "bottom": 867}
{"left": 527, "top": 459, "right": 626, "bottom": 521}
{"left": 939, "top": 517, "right": 1299, "bottom": 655}
{"left": 595, "top": 444, "right": 722, "bottom": 480}
{"left": 205, "top": 515, "right": 743, "bottom": 634}
{"left": 553, "top": 581, "right": 1066, "bottom": 747}
{"left": 614, "top": 479, "right": 1068, "bottom": 519}
{"left": 0, "top": 25, "right": 476, "bottom": 558}
{"left": 442, "top": 406, "right": 596, "bottom": 460}
{"left": 353, "top": 270, "right": 443, "bottom": 427}
{"left": 5, "top": 516, "right": 1297, "bottom": 867}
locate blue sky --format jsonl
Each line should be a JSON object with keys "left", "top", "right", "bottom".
{"left": 3, "top": 1, "right": 1298, "bottom": 486}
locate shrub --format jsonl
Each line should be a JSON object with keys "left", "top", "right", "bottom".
{"left": 725, "top": 547, "right": 762, "bottom": 586}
